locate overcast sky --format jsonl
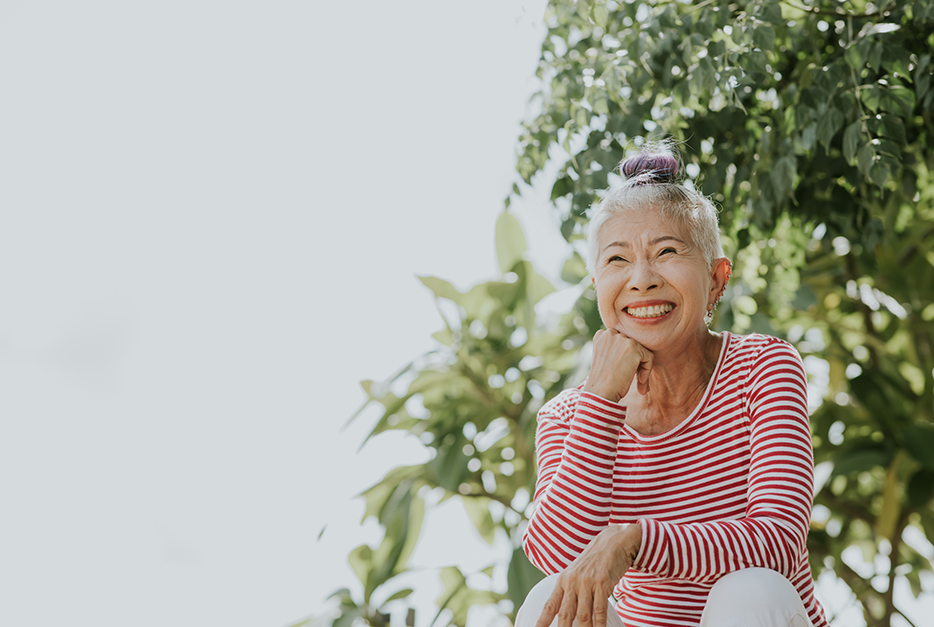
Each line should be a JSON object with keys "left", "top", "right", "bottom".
{"left": 0, "top": 2, "right": 556, "bottom": 626}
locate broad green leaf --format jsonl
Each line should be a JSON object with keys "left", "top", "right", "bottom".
{"left": 907, "top": 468, "right": 934, "bottom": 508}
{"left": 495, "top": 211, "right": 528, "bottom": 274}
{"left": 348, "top": 544, "right": 374, "bottom": 589}
{"left": 592, "top": 3, "right": 609, "bottom": 28}
{"left": 462, "top": 496, "right": 496, "bottom": 544}
{"left": 861, "top": 85, "right": 881, "bottom": 112}
{"left": 857, "top": 142, "right": 875, "bottom": 176}
{"left": 868, "top": 41, "right": 884, "bottom": 71}
{"left": 879, "top": 86, "right": 915, "bottom": 118}
{"left": 831, "top": 448, "right": 892, "bottom": 477}
{"left": 561, "top": 252, "right": 588, "bottom": 283}
{"left": 770, "top": 156, "right": 796, "bottom": 198}
{"left": 878, "top": 115, "right": 907, "bottom": 144}
{"left": 816, "top": 108, "right": 844, "bottom": 152}
{"left": 419, "top": 275, "right": 463, "bottom": 304}
{"left": 753, "top": 24, "right": 775, "bottom": 52}
{"left": 506, "top": 546, "right": 545, "bottom": 610}
{"left": 882, "top": 44, "right": 912, "bottom": 78}
{"left": 843, "top": 121, "right": 862, "bottom": 163}
{"left": 845, "top": 38, "right": 871, "bottom": 71}
{"left": 903, "top": 425, "right": 934, "bottom": 469}
{"left": 577, "top": 0, "right": 591, "bottom": 21}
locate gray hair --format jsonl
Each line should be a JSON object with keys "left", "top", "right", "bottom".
{"left": 585, "top": 150, "right": 725, "bottom": 277}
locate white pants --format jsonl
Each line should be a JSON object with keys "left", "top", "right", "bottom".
{"left": 515, "top": 568, "right": 812, "bottom": 627}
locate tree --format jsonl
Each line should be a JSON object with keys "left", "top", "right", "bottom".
{"left": 313, "top": 1, "right": 934, "bottom": 625}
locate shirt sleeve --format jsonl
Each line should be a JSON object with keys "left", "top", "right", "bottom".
{"left": 632, "top": 339, "right": 815, "bottom": 582}
{"left": 522, "top": 390, "right": 626, "bottom": 575}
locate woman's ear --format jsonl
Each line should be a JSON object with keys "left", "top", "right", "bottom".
{"left": 709, "top": 257, "right": 732, "bottom": 304}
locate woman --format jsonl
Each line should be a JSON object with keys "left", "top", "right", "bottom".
{"left": 516, "top": 146, "right": 827, "bottom": 627}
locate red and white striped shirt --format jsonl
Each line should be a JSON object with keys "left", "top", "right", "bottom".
{"left": 523, "top": 333, "right": 828, "bottom": 627}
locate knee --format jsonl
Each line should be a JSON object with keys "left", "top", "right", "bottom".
{"left": 701, "top": 568, "right": 811, "bottom": 627}
{"left": 514, "top": 574, "right": 561, "bottom": 627}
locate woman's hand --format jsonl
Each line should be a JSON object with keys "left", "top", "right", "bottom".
{"left": 533, "top": 525, "right": 642, "bottom": 627}
{"left": 583, "top": 330, "right": 654, "bottom": 402}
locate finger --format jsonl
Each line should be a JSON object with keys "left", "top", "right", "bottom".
{"left": 592, "top": 594, "right": 609, "bottom": 627}
{"left": 575, "top": 587, "right": 594, "bottom": 627}
{"left": 534, "top": 586, "right": 564, "bottom": 627}
{"left": 556, "top": 591, "right": 578, "bottom": 627}
{"left": 636, "top": 364, "right": 650, "bottom": 395}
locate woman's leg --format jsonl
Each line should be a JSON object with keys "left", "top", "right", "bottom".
{"left": 699, "top": 568, "right": 812, "bottom": 627}
{"left": 514, "top": 574, "right": 625, "bottom": 627}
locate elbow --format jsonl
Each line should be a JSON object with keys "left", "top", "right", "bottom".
{"left": 522, "top": 520, "right": 562, "bottom": 576}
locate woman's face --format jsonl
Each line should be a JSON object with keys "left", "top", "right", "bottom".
{"left": 592, "top": 209, "right": 726, "bottom": 353}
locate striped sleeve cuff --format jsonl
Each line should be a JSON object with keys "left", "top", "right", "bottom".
{"left": 575, "top": 391, "right": 626, "bottom": 427}
{"left": 633, "top": 518, "right": 670, "bottom": 576}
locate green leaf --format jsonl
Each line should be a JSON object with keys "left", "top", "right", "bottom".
{"left": 753, "top": 24, "right": 775, "bottom": 52}
{"left": 857, "top": 142, "right": 875, "bottom": 176}
{"left": 845, "top": 38, "right": 871, "bottom": 71}
{"left": 861, "top": 85, "right": 881, "bottom": 112}
{"left": 831, "top": 448, "right": 892, "bottom": 478}
{"left": 882, "top": 44, "right": 912, "bottom": 78}
{"left": 419, "top": 275, "right": 463, "bottom": 304}
{"left": 878, "top": 114, "right": 907, "bottom": 144}
{"left": 770, "top": 156, "right": 796, "bottom": 198}
{"left": 843, "top": 121, "right": 862, "bottom": 163}
{"left": 743, "top": 50, "right": 769, "bottom": 74}
{"left": 879, "top": 86, "right": 915, "bottom": 118}
{"left": 577, "top": 0, "right": 592, "bottom": 20}
{"left": 495, "top": 211, "right": 528, "bottom": 274}
{"left": 432, "top": 438, "right": 471, "bottom": 492}
{"left": 382, "top": 588, "right": 415, "bottom": 605}
{"left": 561, "top": 252, "right": 588, "bottom": 283}
{"left": 907, "top": 469, "right": 934, "bottom": 508}
{"left": 903, "top": 424, "right": 934, "bottom": 469}
{"left": 816, "top": 108, "right": 844, "bottom": 152}
{"left": 462, "top": 496, "right": 496, "bottom": 545}
{"left": 348, "top": 544, "right": 374, "bottom": 589}
{"left": 593, "top": 3, "right": 609, "bottom": 28}
{"left": 506, "top": 546, "right": 545, "bottom": 610}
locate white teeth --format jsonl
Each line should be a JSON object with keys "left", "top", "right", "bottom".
{"left": 626, "top": 303, "right": 673, "bottom": 318}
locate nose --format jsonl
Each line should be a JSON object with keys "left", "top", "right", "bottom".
{"left": 629, "top": 258, "right": 661, "bottom": 291}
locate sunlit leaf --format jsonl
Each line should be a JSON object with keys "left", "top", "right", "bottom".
{"left": 506, "top": 546, "right": 545, "bottom": 610}
{"left": 495, "top": 211, "right": 529, "bottom": 275}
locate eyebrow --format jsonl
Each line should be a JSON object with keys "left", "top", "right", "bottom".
{"left": 602, "top": 236, "right": 687, "bottom": 252}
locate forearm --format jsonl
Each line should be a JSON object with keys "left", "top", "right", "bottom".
{"left": 523, "top": 392, "right": 625, "bottom": 574}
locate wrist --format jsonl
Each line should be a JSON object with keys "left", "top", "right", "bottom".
{"left": 582, "top": 383, "right": 622, "bottom": 403}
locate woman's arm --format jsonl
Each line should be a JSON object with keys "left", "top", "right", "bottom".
{"left": 523, "top": 330, "right": 651, "bottom": 575}
{"left": 633, "top": 339, "right": 814, "bottom": 582}
{"left": 522, "top": 390, "right": 627, "bottom": 575}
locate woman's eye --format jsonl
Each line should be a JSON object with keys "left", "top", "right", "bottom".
{"left": 659, "top": 247, "right": 677, "bottom": 256}
{"left": 608, "top": 255, "right": 627, "bottom": 263}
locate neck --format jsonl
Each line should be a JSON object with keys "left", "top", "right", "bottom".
{"left": 627, "top": 330, "right": 723, "bottom": 416}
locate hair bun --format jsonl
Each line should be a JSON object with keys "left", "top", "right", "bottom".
{"left": 620, "top": 154, "right": 679, "bottom": 184}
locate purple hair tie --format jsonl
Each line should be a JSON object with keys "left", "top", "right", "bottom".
{"left": 621, "top": 154, "right": 679, "bottom": 184}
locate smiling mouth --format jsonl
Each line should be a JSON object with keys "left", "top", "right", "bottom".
{"left": 625, "top": 303, "right": 674, "bottom": 319}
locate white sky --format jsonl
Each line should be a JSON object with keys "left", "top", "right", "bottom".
{"left": 3, "top": 2, "right": 932, "bottom": 627}
{"left": 0, "top": 2, "right": 556, "bottom": 626}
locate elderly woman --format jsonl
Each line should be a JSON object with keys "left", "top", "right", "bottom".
{"left": 515, "top": 147, "right": 827, "bottom": 627}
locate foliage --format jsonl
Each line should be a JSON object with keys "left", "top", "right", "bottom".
{"left": 316, "top": 1, "right": 934, "bottom": 626}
